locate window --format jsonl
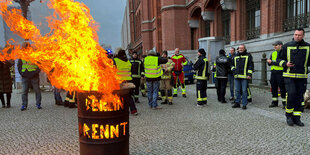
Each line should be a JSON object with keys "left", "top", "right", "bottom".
{"left": 284, "top": 0, "right": 310, "bottom": 31}
{"left": 205, "top": 21, "right": 210, "bottom": 37}
{"left": 246, "top": 0, "right": 260, "bottom": 40}
{"left": 222, "top": 10, "right": 231, "bottom": 44}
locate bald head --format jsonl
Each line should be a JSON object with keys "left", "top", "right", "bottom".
{"left": 175, "top": 48, "right": 180, "bottom": 55}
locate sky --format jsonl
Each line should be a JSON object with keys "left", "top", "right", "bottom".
{"left": 0, "top": 0, "right": 127, "bottom": 49}
{"left": 76, "top": 0, "right": 127, "bottom": 49}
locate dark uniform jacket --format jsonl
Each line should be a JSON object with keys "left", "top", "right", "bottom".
{"left": 215, "top": 54, "right": 230, "bottom": 78}
{"left": 231, "top": 50, "right": 254, "bottom": 79}
{"left": 194, "top": 55, "right": 209, "bottom": 79}
{"left": 227, "top": 54, "right": 235, "bottom": 74}
{"left": 0, "top": 61, "right": 13, "bottom": 93}
{"left": 130, "top": 58, "right": 144, "bottom": 78}
{"left": 279, "top": 39, "right": 310, "bottom": 78}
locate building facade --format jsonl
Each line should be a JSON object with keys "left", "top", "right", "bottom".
{"left": 122, "top": 0, "right": 310, "bottom": 85}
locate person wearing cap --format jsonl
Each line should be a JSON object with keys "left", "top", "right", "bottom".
{"left": 113, "top": 49, "right": 138, "bottom": 115}
{"left": 231, "top": 44, "right": 254, "bottom": 110}
{"left": 130, "top": 51, "right": 144, "bottom": 103}
{"left": 267, "top": 41, "right": 286, "bottom": 108}
{"left": 144, "top": 50, "right": 168, "bottom": 110}
{"left": 193, "top": 48, "right": 209, "bottom": 106}
{"left": 171, "top": 48, "right": 188, "bottom": 98}
{"left": 278, "top": 28, "right": 310, "bottom": 126}
{"left": 159, "top": 50, "right": 175, "bottom": 105}
{"left": 213, "top": 49, "right": 230, "bottom": 103}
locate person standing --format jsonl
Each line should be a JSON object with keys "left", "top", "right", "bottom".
{"left": 0, "top": 60, "right": 13, "bottom": 108}
{"left": 18, "top": 42, "right": 42, "bottom": 111}
{"left": 114, "top": 49, "right": 138, "bottom": 115}
{"left": 144, "top": 50, "right": 167, "bottom": 109}
{"left": 193, "top": 49, "right": 209, "bottom": 106}
{"left": 231, "top": 45, "right": 254, "bottom": 110}
{"left": 54, "top": 87, "right": 63, "bottom": 106}
{"left": 140, "top": 55, "right": 147, "bottom": 97}
{"left": 227, "top": 47, "right": 236, "bottom": 101}
{"left": 267, "top": 41, "right": 286, "bottom": 108}
{"left": 160, "top": 51, "right": 175, "bottom": 105}
{"left": 278, "top": 28, "right": 310, "bottom": 126}
{"left": 213, "top": 49, "right": 230, "bottom": 103}
{"left": 171, "top": 48, "right": 187, "bottom": 98}
{"left": 130, "top": 51, "right": 144, "bottom": 103}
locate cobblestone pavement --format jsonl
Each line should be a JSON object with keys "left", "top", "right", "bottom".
{"left": 0, "top": 84, "right": 309, "bottom": 155}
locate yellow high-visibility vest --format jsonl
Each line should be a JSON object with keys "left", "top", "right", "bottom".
{"left": 144, "top": 56, "right": 161, "bottom": 78}
{"left": 114, "top": 58, "right": 132, "bottom": 81}
{"left": 21, "top": 60, "right": 38, "bottom": 72}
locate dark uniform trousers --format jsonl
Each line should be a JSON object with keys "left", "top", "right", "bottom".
{"left": 271, "top": 72, "right": 286, "bottom": 105}
{"left": 216, "top": 78, "right": 228, "bottom": 101}
{"left": 284, "top": 78, "right": 306, "bottom": 118}
{"left": 132, "top": 77, "right": 141, "bottom": 101}
{"left": 196, "top": 79, "right": 208, "bottom": 105}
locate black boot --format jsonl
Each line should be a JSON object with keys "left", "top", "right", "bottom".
{"left": 232, "top": 103, "right": 240, "bottom": 108}
{"left": 1, "top": 104, "right": 5, "bottom": 108}
{"left": 69, "top": 103, "right": 77, "bottom": 108}
{"left": 63, "top": 101, "right": 69, "bottom": 107}
{"left": 6, "top": 102, "right": 11, "bottom": 108}
{"left": 161, "top": 100, "right": 167, "bottom": 104}
{"left": 286, "top": 116, "right": 294, "bottom": 126}
{"left": 293, "top": 116, "right": 304, "bottom": 127}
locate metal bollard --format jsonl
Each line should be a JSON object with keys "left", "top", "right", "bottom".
{"left": 260, "top": 53, "right": 268, "bottom": 86}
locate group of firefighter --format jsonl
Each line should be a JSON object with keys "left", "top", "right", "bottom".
{"left": 113, "top": 28, "right": 309, "bottom": 127}
{"left": 112, "top": 48, "right": 190, "bottom": 115}
{"left": 213, "top": 28, "right": 309, "bottom": 127}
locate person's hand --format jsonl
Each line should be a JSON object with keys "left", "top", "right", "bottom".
{"left": 286, "top": 61, "right": 295, "bottom": 67}
{"left": 247, "top": 76, "right": 252, "bottom": 80}
{"left": 267, "top": 59, "right": 272, "bottom": 64}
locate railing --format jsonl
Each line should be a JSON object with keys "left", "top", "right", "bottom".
{"left": 246, "top": 27, "right": 260, "bottom": 40}
{"left": 283, "top": 13, "right": 310, "bottom": 32}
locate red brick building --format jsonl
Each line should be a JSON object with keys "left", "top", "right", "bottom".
{"left": 122, "top": 0, "right": 310, "bottom": 84}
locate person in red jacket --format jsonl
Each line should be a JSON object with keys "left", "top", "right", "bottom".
{"left": 171, "top": 48, "right": 187, "bottom": 97}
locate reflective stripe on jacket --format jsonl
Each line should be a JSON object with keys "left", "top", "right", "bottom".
{"left": 144, "top": 56, "right": 161, "bottom": 78}
{"left": 21, "top": 60, "right": 38, "bottom": 72}
{"left": 279, "top": 40, "right": 310, "bottom": 78}
{"left": 195, "top": 58, "right": 209, "bottom": 80}
{"left": 270, "top": 51, "right": 283, "bottom": 71}
{"left": 114, "top": 58, "right": 132, "bottom": 81}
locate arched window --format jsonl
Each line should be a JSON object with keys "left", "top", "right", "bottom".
{"left": 246, "top": 0, "right": 260, "bottom": 40}
{"left": 284, "top": 0, "right": 310, "bottom": 31}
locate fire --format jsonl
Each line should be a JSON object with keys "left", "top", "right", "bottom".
{"left": 0, "top": 0, "right": 122, "bottom": 103}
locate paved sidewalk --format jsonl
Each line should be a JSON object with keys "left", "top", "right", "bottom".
{"left": 0, "top": 84, "right": 309, "bottom": 154}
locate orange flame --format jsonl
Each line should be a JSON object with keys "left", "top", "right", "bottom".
{"left": 0, "top": 0, "right": 122, "bottom": 103}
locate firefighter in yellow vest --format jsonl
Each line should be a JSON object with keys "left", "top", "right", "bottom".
{"left": 267, "top": 41, "right": 286, "bottom": 108}
{"left": 113, "top": 49, "right": 138, "bottom": 115}
{"left": 194, "top": 49, "right": 209, "bottom": 106}
{"left": 160, "top": 51, "right": 175, "bottom": 105}
{"left": 144, "top": 50, "right": 167, "bottom": 109}
{"left": 17, "top": 42, "right": 42, "bottom": 111}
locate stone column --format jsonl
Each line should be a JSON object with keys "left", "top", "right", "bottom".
{"left": 260, "top": 53, "right": 268, "bottom": 86}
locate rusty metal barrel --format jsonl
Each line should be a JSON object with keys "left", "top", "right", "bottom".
{"left": 78, "top": 89, "right": 130, "bottom": 155}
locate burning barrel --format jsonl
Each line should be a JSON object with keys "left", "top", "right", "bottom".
{"left": 78, "top": 89, "right": 130, "bottom": 155}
